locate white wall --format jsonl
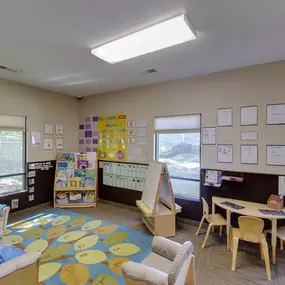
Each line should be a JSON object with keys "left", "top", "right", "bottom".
{"left": 0, "top": 79, "right": 79, "bottom": 162}
{"left": 80, "top": 60, "right": 285, "bottom": 175}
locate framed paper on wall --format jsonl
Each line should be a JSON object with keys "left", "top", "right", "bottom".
{"left": 44, "top": 137, "right": 54, "bottom": 151}
{"left": 218, "top": 144, "right": 233, "bottom": 163}
{"left": 240, "top": 105, "right": 258, "bottom": 126}
{"left": 217, "top": 108, "right": 233, "bottom": 127}
{"left": 267, "top": 145, "right": 285, "bottom": 166}
{"left": 267, "top": 104, "right": 285, "bottom": 125}
{"left": 44, "top": 123, "right": 53, "bottom": 135}
{"left": 241, "top": 131, "right": 258, "bottom": 141}
{"left": 55, "top": 138, "right": 64, "bottom": 150}
{"left": 241, "top": 145, "right": 258, "bottom": 164}
{"left": 202, "top": 127, "right": 216, "bottom": 145}
{"left": 56, "top": 124, "right": 64, "bottom": 135}
{"left": 127, "top": 129, "right": 136, "bottom": 136}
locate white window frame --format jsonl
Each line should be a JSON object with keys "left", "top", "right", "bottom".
{"left": 154, "top": 114, "right": 201, "bottom": 199}
{"left": 0, "top": 115, "right": 27, "bottom": 197}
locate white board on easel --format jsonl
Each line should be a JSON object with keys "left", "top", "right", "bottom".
{"left": 141, "top": 162, "right": 163, "bottom": 210}
{"left": 141, "top": 161, "right": 178, "bottom": 213}
{"left": 137, "top": 161, "right": 181, "bottom": 237}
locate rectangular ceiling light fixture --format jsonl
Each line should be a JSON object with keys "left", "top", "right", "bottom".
{"left": 91, "top": 14, "right": 197, "bottom": 64}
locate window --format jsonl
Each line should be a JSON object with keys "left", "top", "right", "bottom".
{"left": 0, "top": 115, "right": 26, "bottom": 196}
{"left": 154, "top": 114, "right": 201, "bottom": 199}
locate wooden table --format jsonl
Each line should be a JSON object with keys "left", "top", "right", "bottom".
{"left": 212, "top": 196, "right": 285, "bottom": 264}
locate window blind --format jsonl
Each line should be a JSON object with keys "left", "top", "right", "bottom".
{"left": 0, "top": 115, "right": 26, "bottom": 130}
{"left": 155, "top": 114, "right": 201, "bottom": 133}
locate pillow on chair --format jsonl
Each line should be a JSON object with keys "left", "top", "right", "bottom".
{"left": 168, "top": 241, "right": 194, "bottom": 285}
{"left": 0, "top": 246, "right": 25, "bottom": 264}
{"left": 152, "top": 237, "right": 182, "bottom": 261}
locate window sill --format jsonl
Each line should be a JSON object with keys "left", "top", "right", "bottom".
{"left": 0, "top": 189, "right": 27, "bottom": 198}
{"left": 174, "top": 194, "right": 200, "bottom": 202}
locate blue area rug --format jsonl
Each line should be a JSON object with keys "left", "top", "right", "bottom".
{"left": 4, "top": 208, "right": 152, "bottom": 285}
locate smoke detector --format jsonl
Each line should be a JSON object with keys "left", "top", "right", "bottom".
{"left": 0, "top": 65, "right": 22, "bottom": 73}
{"left": 146, "top": 69, "right": 157, "bottom": 74}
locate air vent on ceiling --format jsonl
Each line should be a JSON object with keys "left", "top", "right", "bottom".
{"left": 146, "top": 69, "right": 157, "bottom": 74}
{"left": 0, "top": 65, "right": 22, "bottom": 73}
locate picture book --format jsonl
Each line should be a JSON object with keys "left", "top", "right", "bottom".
{"left": 74, "top": 169, "right": 87, "bottom": 177}
{"left": 83, "top": 191, "right": 95, "bottom": 203}
{"left": 77, "top": 153, "right": 87, "bottom": 161}
{"left": 78, "top": 160, "right": 88, "bottom": 169}
{"left": 56, "top": 191, "right": 69, "bottom": 204}
{"left": 63, "top": 152, "right": 75, "bottom": 161}
{"left": 69, "top": 192, "right": 82, "bottom": 203}
{"left": 57, "top": 169, "right": 73, "bottom": 179}
{"left": 79, "top": 177, "right": 85, "bottom": 187}
{"left": 86, "top": 169, "right": 96, "bottom": 179}
{"left": 55, "top": 177, "right": 67, "bottom": 188}
{"left": 87, "top": 152, "right": 96, "bottom": 168}
{"left": 57, "top": 161, "right": 68, "bottom": 170}
{"left": 67, "top": 178, "right": 81, "bottom": 188}
{"left": 84, "top": 178, "right": 95, "bottom": 187}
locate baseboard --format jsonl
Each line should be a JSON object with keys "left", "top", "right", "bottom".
{"left": 9, "top": 202, "right": 52, "bottom": 220}
{"left": 8, "top": 199, "right": 202, "bottom": 228}
{"left": 99, "top": 199, "right": 140, "bottom": 213}
{"left": 98, "top": 199, "right": 200, "bottom": 226}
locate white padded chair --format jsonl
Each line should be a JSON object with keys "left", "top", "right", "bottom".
{"left": 122, "top": 236, "right": 196, "bottom": 285}
{"left": 0, "top": 237, "right": 41, "bottom": 285}
{"left": 0, "top": 206, "right": 10, "bottom": 235}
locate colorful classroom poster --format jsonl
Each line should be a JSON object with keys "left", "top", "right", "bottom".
{"left": 79, "top": 116, "right": 98, "bottom": 153}
{"left": 98, "top": 113, "right": 127, "bottom": 162}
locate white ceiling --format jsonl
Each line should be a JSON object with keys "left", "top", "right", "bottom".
{"left": 1, "top": 0, "right": 285, "bottom": 96}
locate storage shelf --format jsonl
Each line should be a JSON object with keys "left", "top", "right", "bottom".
{"left": 54, "top": 203, "right": 96, "bottom": 208}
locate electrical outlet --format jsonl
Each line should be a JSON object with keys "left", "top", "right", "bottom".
{"left": 11, "top": 199, "right": 19, "bottom": 209}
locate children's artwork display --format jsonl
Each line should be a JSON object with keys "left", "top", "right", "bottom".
{"left": 54, "top": 152, "right": 97, "bottom": 208}
{"left": 204, "top": 169, "right": 222, "bottom": 187}
{"left": 79, "top": 116, "right": 98, "bottom": 153}
{"left": 103, "top": 161, "right": 148, "bottom": 191}
{"left": 98, "top": 113, "right": 127, "bottom": 162}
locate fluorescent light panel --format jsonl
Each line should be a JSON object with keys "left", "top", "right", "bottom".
{"left": 91, "top": 14, "right": 196, "bottom": 64}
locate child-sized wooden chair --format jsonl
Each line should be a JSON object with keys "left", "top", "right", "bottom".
{"left": 196, "top": 198, "right": 226, "bottom": 248}
{"left": 231, "top": 216, "right": 271, "bottom": 281}
{"left": 264, "top": 226, "right": 285, "bottom": 250}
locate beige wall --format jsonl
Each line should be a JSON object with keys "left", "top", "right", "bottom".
{"left": 80, "top": 60, "right": 285, "bottom": 175}
{"left": 0, "top": 79, "right": 79, "bottom": 162}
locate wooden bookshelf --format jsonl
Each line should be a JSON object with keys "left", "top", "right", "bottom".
{"left": 53, "top": 152, "right": 97, "bottom": 209}
{"left": 54, "top": 203, "right": 96, "bottom": 208}
{"left": 54, "top": 188, "right": 95, "bottom": 192}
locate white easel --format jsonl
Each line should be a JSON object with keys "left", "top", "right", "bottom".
{"left": 136, "top": 161, "right": 182, "bottom": 237}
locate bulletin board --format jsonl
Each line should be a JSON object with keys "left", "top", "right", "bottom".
{"left": 27, "top": 161, "right": 56, "bottom": 207}
{"left": 98, "top": 113, "right": 127, "bottom": 162}
{"left": 102, "top": 161, "right": 148, "bottom": 191}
